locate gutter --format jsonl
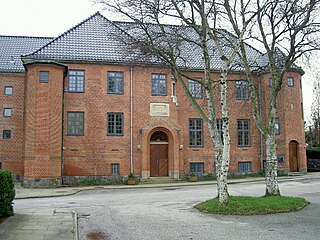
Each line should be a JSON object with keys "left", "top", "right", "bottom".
{"left": 130, "top": 64, "right": 133, "bottom": 173}
{"left": 61, "top": 69, "right": 68, "bottom": 184}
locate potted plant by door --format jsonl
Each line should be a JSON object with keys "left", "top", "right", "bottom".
{"left": 189, "top": 172, "right": 198, "bottom": 182}
{"left": 127, "top": 172, "right": 136, "bottom": 185}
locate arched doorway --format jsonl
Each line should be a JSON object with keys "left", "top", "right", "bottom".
{"left": 150, "top": 131, "right": 168, "bottom": 177}
{"left": 289, "top": 141, "right": 299, "bottom": 172}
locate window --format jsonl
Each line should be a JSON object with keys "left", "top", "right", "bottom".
{"left": 238, "top": 162, "right": 252, "bottom": 173}
{"left": 4, "top": 86, "right": 13, "bottom": 95}
{"left": 67, "top": 112, "right": 84, "bottom": 136}
{"left": 107, "top": 113, "right": 123, "bottom": 136}
{"left": 111, "top": 163, "right": 120, "bottom": 176}
{"left": 39, "top": 71, "right": 49, "bottom": 82}
{"left": 237, "top": 119, "right": 250, "bottom": 146}
{"left": 152, "top": 74, "right": 167, "bottom": 96}
{"left": 287, "top": 77, "right": 294, "bottom": 87}
{"left": 3, "top": 130, "right": 11, "bottom": 139}
{"left": 68, "top": 70, "right": 85, "bottom": 92}
{"left": 171, "top": 82, "right": 176, "bottom": 96}
{"left": 274, "top": 118, "right": 280, "bottom": 135}
{"left": 269, "top": 78, "right": 273, "bottom": 88}
{"left": 3, "top": 108, "right": 12, "bottom": 117}
{"left": 189, "top": 118, "right": 203, "bottom": 147}
{"left": 107, "top": 72, "right": 124, "bottom": 94}
{"left": 188, "top": 79, "right": 202, "bottom": 98}
{"left": 236, "top": 80, "right": 249, "bottom": 100}
{"left": 190, "top": 162, "right": 204, "bottom": 175}
{"left": 300, "top": 79, "right": 302, "bottom": 89}
{"left": 277, "top": 156, "right": 285, "bottom": 164}
{"left": 216, "top": 119, "right": 223, "bottom": 143}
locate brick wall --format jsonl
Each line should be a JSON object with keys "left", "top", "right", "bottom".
{"left": 0, "top": 62, "right": 307, "bottom": 184}
{"left": 23, "top": 64, "right": 65, "bottom": 181}
{"left": 0, "top": 73, "right": 25, "bottom": 179}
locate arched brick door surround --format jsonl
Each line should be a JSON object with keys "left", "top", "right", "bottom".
{"left": 140, "top": 121, "right": 180, "bottom": 179}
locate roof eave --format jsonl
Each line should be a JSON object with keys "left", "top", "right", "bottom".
{"left": 22, "top": 58, "right": 68, "bottom": 71}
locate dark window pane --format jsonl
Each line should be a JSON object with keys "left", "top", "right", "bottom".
{"left": 152, "top": 74, "right": 167, "bottom": 96}
{"left": 107, "top": 113, "right": 123, "bottom": 136}
{"left": 237, "top": 119, "right": 250, "bottom": 146}
{"left": 188, "top": 79, "right": 202, "bottom": 98}
{"left": 189, "top": 119, "right": 203, "bottom": 147}
{"left": 111, "top": 163, "right": 120, "bottom": 176}
{"left": 236, "top": 80, "right": 249, "bottom": 100}
{"left": 39, "top": 71, "right": 49, "bottom": 82}
{"left": 3, "top": 130, "right": 11, "bottom": 139}
{"left": 190, "top": 162, "right": 204, "bottom": 175}
{"left": 108, "top": 72, "right": 124, "bottom": 94}
{"left": 238, "top": 162, "right": 252, "bottom": 172}
{"left": 68, "top": 70, "right": 85, "bottom": 92}
{"left": 67, "top": 112, "right": 84, "bottom": 136}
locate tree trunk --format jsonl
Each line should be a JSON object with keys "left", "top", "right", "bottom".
{"left": 218, "top": 62, "right": 231, "bottom": 204}
{"left": 265, "top": 133, "right": 280, "bottom": 196}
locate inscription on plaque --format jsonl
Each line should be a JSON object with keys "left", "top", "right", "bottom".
{"left": 150, "top": 103, "right": 169, "bottom": 116}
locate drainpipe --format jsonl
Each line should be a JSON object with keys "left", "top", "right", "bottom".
{"left": 130, "top": 64, "right": 133, "bottom": 173}
{"left": 258, "top": 77, "right": 264, "bottom": 170}
{"left": 61, "top": 70, "right": 67, "bottom": 185}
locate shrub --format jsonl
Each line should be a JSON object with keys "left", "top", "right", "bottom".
{"left": 307, "top": 148, "right": 320, "bottom": 159}
{"left": 0, "top": 170, "right": 15, "bottom": 217}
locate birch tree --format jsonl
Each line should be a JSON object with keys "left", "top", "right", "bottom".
{"left": 225, "top": 0, "right": 320, "bottom": 195}
{"left": 95, "top": 0, "right": 254, "bottom": 204}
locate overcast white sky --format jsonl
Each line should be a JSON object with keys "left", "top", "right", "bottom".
{"left": 0, "top": 0, "right": 316, "bottom": 122}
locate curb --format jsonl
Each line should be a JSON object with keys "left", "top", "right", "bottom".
{"left": 15, "top": 175, "right": 319, "bottom": 199}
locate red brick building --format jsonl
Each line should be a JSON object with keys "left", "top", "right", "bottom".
{"left": 0, "top": 13, "right": 307, "bottom": 187}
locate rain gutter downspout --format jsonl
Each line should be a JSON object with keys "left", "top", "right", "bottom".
{"left": 130, "top": 64, "right": 133, "bottom": 173}
{"left": 61, "top": 70, "right": 67, "bottom": 185}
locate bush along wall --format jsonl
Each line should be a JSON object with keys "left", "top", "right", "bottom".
{"left": 0, "top": 170, "right": 15, "bottom": 217}
{"left": 307, "top": 148, "right": 320, "bottom": 171}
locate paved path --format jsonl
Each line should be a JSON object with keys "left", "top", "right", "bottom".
{"left": 0, "top": 208, "right": 75, "bottom": 240}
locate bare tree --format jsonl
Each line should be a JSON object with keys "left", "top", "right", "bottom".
{"left": 225, "top": 0, "right": 320, "bottom": 195}
{"left": 95, "top": 0, "right": 255, "bottom": 204}
{"left": 310, "top": 77, "right": 320, "bottom": 147}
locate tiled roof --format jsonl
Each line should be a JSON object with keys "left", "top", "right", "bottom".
{"left": 22, "top": 12, "right": 154, "bottom": 64}
{"left": 114, "top": 21, "right": 266, "bottom": 71}
{"left": 1, "top": 12, "right": 270, "bottom": 73}
{"left": 0, "top": 36, "right": 52, "bottom": 72}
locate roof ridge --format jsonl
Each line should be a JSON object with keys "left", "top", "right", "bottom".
{"left": 22, "top": 11, "right": 104, "bottom": 58}
{"left": 0, "top": 35, "right": 53, "bottom": 39}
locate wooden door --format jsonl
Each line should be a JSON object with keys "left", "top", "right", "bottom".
{"left": 150, "top": 144, "right": 168, "bottom": 177}
{"left": 289, "top": 141, "right": 298, "bottom": 172}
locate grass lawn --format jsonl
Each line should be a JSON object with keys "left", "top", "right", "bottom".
{"left": 194, "top": 196, "right": 309, "bottom": 215}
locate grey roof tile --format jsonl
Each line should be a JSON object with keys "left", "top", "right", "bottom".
{"left": 0, "top": 36, "right": 52, "bottom": 72}
{"left": 1, "top": 12, "right": 272, "bottom": 73}
{"left": 22, "top": 12, "right": 146, "bottom": 63}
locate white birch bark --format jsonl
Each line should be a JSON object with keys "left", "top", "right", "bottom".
{"left": 265, "top": 133, "right": 280, "bottom": 196}
{"left": 218, "top": 62, "right": 231, "bottom": 204}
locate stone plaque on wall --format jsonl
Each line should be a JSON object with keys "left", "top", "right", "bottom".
{"left": 150, "top": 103, "right": 169, "bottom": 116}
